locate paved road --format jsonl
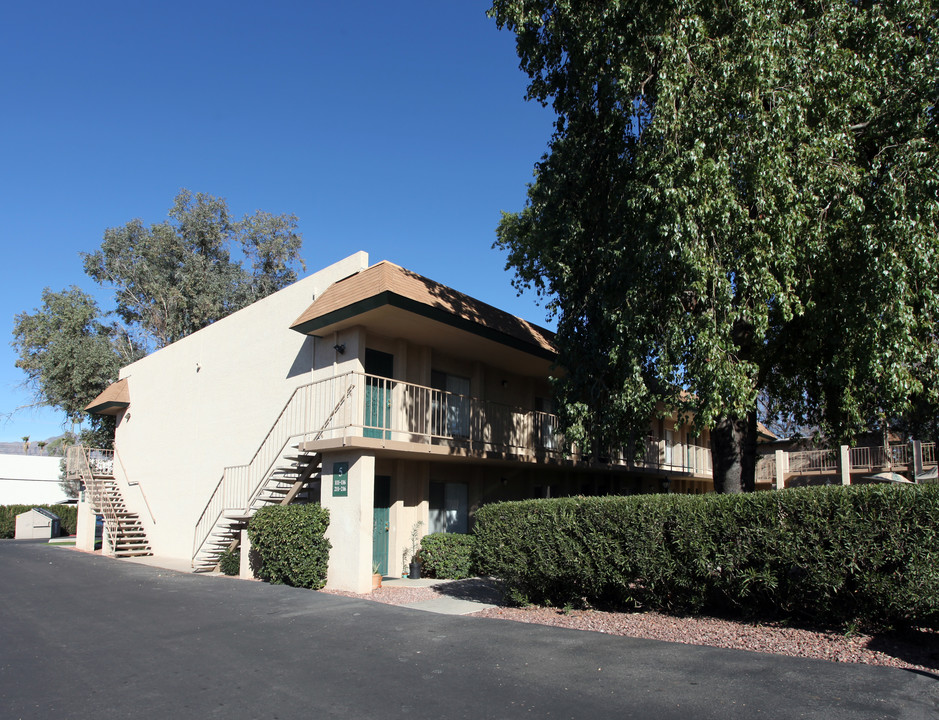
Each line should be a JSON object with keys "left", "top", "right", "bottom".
{"left": 0, "top": 541, "right": 935, "bottom": 719}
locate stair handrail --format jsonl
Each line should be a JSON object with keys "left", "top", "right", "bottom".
{"left": 114, "top": 446, "right": 156, "bottom": 525}
{"left": 70, "top": 446, "right": 124, "bottom": 553}
{"left": 192, "top": 372, "right": 356, "bottom": 563}
{"left": 241, "top": 382, "right": 356, "bottom": 513}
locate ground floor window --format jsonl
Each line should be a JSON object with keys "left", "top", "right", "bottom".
{"left": 429, "top": 481, "right": 468, "bottom": 534}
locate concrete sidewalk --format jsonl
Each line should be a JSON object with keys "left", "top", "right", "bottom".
{"left": 121, "top": 553, "right": 500, "bottom": 615}
{"left": 388, "top": 578, "right": 498, "bottom": 615}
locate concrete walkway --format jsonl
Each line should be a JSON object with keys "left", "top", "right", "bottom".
{"left": 382, "top": 577, "right": 500, "bottom": 615}
{"left": 10, "top": 542, "right": 931, "bottom": 719}
{"left": 122, "top": 553, "right": 500, "bottom": 615}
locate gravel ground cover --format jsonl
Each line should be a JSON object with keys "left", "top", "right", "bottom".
{"left": 322, "top": 579, "right": 939, "bottom": 674}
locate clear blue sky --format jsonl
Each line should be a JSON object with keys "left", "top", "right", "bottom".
{"left": 0, "top": 1, "right": 557, "bottom": 442}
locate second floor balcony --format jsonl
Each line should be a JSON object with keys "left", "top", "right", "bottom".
{"left": 298, "top": 371, "right": 713, "bottom": 478}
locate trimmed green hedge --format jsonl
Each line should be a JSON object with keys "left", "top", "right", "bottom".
{"left": 0, "top": 504, "right": 78, "bottom": 539}
{"left": 247, "top": 504, "right": 331, "bottom": 589}
{"left": 420, "top": 532, "right": 477, "bottom": 579}
{"left": 474, "top": 485, "right": 939, "bottom": 628}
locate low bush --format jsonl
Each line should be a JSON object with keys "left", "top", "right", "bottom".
{"left": 474, "top": 485, "right": 939, "bottom": 629}
{"left": 247, "top": 504, "right": 331, "bottom": 589}
{"left": 218, "top": 545, "right": 241, "bottom": 576}
{"left": 419, "top": 532, "right": 476, "bottom": 579}
{"left": 0, "top": 504, "right": 78, "bottom": 538}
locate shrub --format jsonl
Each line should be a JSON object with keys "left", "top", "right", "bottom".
{"left": 474, "top": 485, "right": 939, "bottom": 628}
{"left": 218, "top": 545, "right": 240, "bottom": 576}
{"left": 247, "top": 504, "right": 331, "bottom": 589}
{"left": 0, "top": 504, "right": 78, "bottom": 538}
{"left": 419, "top": 532, "right": 476, "bottom": 579}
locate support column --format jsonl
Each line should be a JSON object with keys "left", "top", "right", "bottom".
{"left": 913, "top": 440, "right": 923, "bottom": 481}
{"left": 75, "top": 491, "right": 98, "bottom": 551}
{"left": 320, "top": 451, "right": 376, "bottom": 593}
{"left": 774, "top": 450, "right": 785, "bottom": 491}
{"left": 239, "top": 529, "right": 254, "bottom": 579}
{"left": 839, "top": 445, "right": 851, "bottom": 486}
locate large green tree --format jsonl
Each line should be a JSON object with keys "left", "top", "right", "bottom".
{"left": 11, "top": 287, "right": 136, "bottom": 447}
{"left": 490, "top": 0, "right": 939, "bottom": 491}
{"left": 82, "top": 189, "right": 305, "bottom": 351}
{"left": 13, "top": 190, "right": 307, "bottom": 442}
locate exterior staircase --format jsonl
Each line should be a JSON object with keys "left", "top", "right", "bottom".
{"left": 191, "top": 376, "right": 355, "bottom": 572}
{"left": 66, "top": 447, "right": 152, "bottom": 558}
{"left": 191, "top": 449, "right": 322, "bottom": 571}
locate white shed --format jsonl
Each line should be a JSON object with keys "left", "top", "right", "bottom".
{"left": 14, "top": 507, "right": 61, "bottom": 539}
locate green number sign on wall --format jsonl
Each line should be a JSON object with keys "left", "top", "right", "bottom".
{"left": 332, "top": 462, "right": 349, "bottom": 497}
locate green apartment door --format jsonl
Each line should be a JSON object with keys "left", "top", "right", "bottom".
{"left": 364, "top": 349, "right": 394, "bottom": 439}
{"left": 372, "top": 476, "right": 391, "bottom": 575}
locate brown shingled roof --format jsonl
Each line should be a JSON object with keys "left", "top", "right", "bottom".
{"left": 290, "top": 261, "right": 556, "bottom": 358}
{"left": 756, "top": 421, "right": 777, "bottom": 441}
{"left": 85, "top": 378, "right": 129, "bottom": 416}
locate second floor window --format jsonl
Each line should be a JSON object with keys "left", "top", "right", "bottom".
{"left": 431, "top": 371, "right": 470, "bottom": 439}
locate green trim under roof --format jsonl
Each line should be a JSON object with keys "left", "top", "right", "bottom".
{"left": 291, "top": 290, "right": 556, "bottom": 361}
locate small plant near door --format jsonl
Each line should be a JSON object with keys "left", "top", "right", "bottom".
{"left": 403, "top": 520, "right": 424, "bottom": 579}
{"left": 372, "top": 561, "right": 382, "bottom": 590}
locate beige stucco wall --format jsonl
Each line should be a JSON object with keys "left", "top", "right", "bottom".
{"left": 111, "top": 252, "right": 368, "bottom": 561}
{"left": 385, "top": 458, "right": 428, "bottom": 578}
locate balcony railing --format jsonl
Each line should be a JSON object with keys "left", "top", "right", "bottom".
{"left": 308, "top": 372, "right": 713, "bottom": 477}
{"left": 66, "top": 446, "right": 114, "bottom": 479}
{"left": 787, "top": 448, "right": 840, "bottom": 474}
{"left": 849, "top": 444, "right": 911, "bottom": 469}
{"left": 922, "top": 442, "right": 936, "bottom": 465}
{"left": 784, "top": 442, "right": 936, "bottom": 478}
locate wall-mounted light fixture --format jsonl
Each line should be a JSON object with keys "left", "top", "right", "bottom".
{"left": 333, "top": 343, "right": 346, "bottom": 355}
{"left": 195, "top": 362, "right": 201, "bottom": 372}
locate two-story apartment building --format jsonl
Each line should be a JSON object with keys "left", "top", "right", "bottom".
{"left": 73, "top": 252, "right": 716, "bottom": 592}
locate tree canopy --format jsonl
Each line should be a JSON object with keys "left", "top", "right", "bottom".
{"left": 12, "top": 286, "right": 132, "bottom": 446}
{"left": 12, "top": 190, "right": 306, "bottom": 442}
{"left": 490, "top": 0, "right": 939, "bottom": 490}
{"left": 82, "top": 189, "right": 305, "bottom": 351}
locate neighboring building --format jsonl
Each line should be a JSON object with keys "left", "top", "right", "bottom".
{"left": 0, "top": 454, "right": 66, "bottom": 505}
{"left": 71, "top": 252, "right": 723, "bottom": 592}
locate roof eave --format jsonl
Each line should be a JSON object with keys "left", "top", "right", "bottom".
{"left": 291, "top": 290, "right": 556, "bottom": 361}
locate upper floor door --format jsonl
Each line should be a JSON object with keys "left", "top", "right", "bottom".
{"left": 365, "top": 349, "right": 394, "bottom": 439}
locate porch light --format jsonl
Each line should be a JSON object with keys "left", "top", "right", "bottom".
{"left": 333, "top": 344, "right": 345, "bottom": 355}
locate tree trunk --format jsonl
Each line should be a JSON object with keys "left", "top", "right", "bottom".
{"left": 711, "top": 411, "right": 757, "bottom": 493}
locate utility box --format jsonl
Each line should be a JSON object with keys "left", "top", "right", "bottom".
{"left": 14, "top": 508, "right": 61, "bottom": 539}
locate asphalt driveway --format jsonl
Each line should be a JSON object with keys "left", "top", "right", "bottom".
{"left": 0, "top": 540, "right": 935, "bottom": 719}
